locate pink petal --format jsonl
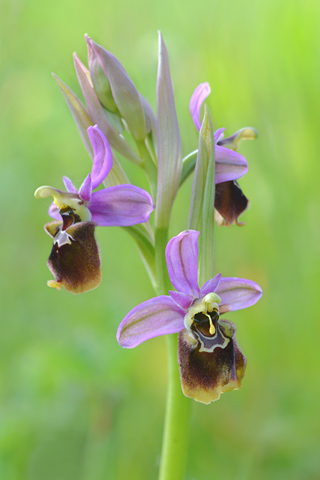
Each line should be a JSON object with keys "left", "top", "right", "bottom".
{"left": 48, "top": 202, "right": 60, "bottom": 220}
{"left": 200, "top": 273, "right": 221, "bottom": 296}
{"left": 63, "top": 176, "right": 78, "bottom": 193}
{"left": 169, "top": 290, "right": 194, "bottom": 310}
{"left": 79, "top": 173, "right": 92, "bottom": 202}
{"left": 214, "top": 127, "right": 225, "bottom": 143}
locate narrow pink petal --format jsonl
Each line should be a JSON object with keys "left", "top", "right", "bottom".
{"left": 189, "top": 83, "right": 211, "bottom": 131}
{"left": 169, "top": 290, "right": 194, "bottom": 310}
{"left": 166, "top": 230, "right": 200, "bottom": 297}
{"left": 63, "top": 176, "right": 78, "bottom": 193}
{"left": 215, "top": 145, "right": 248, "bottom": 183}
{"left": 200, "top": 273, "right": 222, "bottom": 296}
{"left": 217, "top": 277, "right": 262, "bottom": 313}
{"left": 214, "top": 127, "right": 225, "bottom": 143}
{"left": 87, "top": 125, "right": 113, "bottom": 190}
{"left": 79, "top": 173, "right": 92, "bottom": 202}
{"left": 117, "top": 296, "right": 185, "bottom": 348}
{"left": 48, "top": 202, "right": 60, "bottom": 220}
{"left": 89, "top": 185, "right": 154, "bottom": 226}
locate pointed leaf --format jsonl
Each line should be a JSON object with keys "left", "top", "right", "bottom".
{"left": 189, "top": 105, "right": 215, "bottom": 286}
{"left": 155, "top": 33, "right": 182, "bottom": 228}
{"left": 53, "top": 74, "right": 94, "bottom": 156}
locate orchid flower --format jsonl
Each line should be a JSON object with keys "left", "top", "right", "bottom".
{"left": 117, "top": 230, "right": 262, "bottom": 404}
{"left": 35, "top": 125, "right": 154, "bottom": 294}
{"left": 190, "top": 83, "right": 258, "bottom": 226}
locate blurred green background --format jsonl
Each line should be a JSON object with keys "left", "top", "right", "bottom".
{"left": 1, "top": 0, "right": 320, "bottom": 478}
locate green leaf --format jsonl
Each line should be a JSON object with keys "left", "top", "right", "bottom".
{"left": 180, "top": 150, "right": 198, "bottom": 186}
{"left": 155, "top": 33, "right": 182, "bottom": 229}
{"left": 189, "top": 105, "right": 215, "bottom": 286}
{"left": 52, "top": 74, "right": 94, "bottom": 157}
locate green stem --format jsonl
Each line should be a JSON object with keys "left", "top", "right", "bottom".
{"left": 159, "top": 334, "right": 191, "bottom": 480}
{"left": 155, "top": 227, "right": 170, "bottom": 295}
{"left": 135, "top": 139, "right": 158, "bottom": 200}
{"left": 154, "top": 227, "right": 192, "bottom": 480}
{"left": 180, "top": 150, "right": 198, "bottom": 186}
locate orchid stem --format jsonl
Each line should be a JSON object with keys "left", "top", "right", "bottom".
{"left": 159, "top": 334, "right": 191, "bottom": 480}
{"left": 136, "top": 139, "right": 158, "bottom": 200}
{"left": 154, "top": 227, "right": 191, "bottom": 480}
{"left": 155, "top": 227, "right": 170, "bottom": 295}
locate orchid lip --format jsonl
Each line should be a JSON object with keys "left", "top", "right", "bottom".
{"left": 53, "top": 228, "right": 74, "bottom": 248}
{"left": 191, "top": 310, "right": 230, "bottom": 353}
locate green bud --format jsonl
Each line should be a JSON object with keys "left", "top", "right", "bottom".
{"left": 86, "top": 36, "right": 119, "bottom": 114}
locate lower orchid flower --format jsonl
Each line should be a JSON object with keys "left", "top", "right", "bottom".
{"left": 190, "top": 82, "right": 258, "bottom": 226}
{"left": 117, "top": 230, "right": 262, "bottom": 404}
{"left": 35, "top": 125, "right": 154, "bottom": 294}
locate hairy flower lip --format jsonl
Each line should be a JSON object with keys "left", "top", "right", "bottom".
{"left": 45, "top": 220, "right": 101, "bottom": 294}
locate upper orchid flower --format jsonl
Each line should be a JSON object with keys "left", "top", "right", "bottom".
{"left": 35, "top": 125, "right": 154, "bottom": 294}
{"left": 117, "top": 230, "right": 262, "bottom": 404}
{"left": 190, "top": 83, "right": 258, "bottom": 226}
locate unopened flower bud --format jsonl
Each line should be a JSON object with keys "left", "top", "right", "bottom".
{"left": 86, "top": 35, "right": 119, "bottom": 114}
{"left": 86, "top": 35, "right": 148, "bottom": 141}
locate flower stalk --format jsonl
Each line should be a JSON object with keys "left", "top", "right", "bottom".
{"left": 154, "top": 228, "right": 191, "bottom": 480}
{"left": 159, "top": 334, "right": 191, "bottom": 480}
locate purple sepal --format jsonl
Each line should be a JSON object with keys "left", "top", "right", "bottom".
{"left": 216, "top": 277, "right": 263, "bottom": 314}
{"left": 165, "top": 230, "right": 200, "bottom": 297}
{"left": 88, "top": 125, "right": 113, "bottom": 190}
{"left": 215, "top": 145, "right": 248, "bottom": 183}
{"left": 79, "top": 173, "right": 92, "bottom": 202}
{"left": 63, "top": 176, "right": 78, "bottom": 193}
{"left": 89, "top": 185, "right": 154, "bottom": 226}
{"left": 169, "top": 290, "right": 194, "bottom": 310}
{"left": 200, "top": 273, "right": 221, "bottom": 297}
{"left": 117, "top": 296, "right": 185, "bottom": 348}
{"left": 189, "top": 83, "right": 211, "bottom": 131}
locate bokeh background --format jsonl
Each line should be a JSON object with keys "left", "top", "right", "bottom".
{"left": 1, "top": 0, "right": 320, "bottom": 478}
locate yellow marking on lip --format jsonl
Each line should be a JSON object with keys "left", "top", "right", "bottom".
{"left": 208, "top": 316, "right": 216, "bottom": 335}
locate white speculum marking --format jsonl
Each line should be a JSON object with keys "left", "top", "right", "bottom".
{"left": 54, "top": 229, "right": 74, "bottom": 248}
{"left": 184, "top": 293, "right": 230, "bottom": 353}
